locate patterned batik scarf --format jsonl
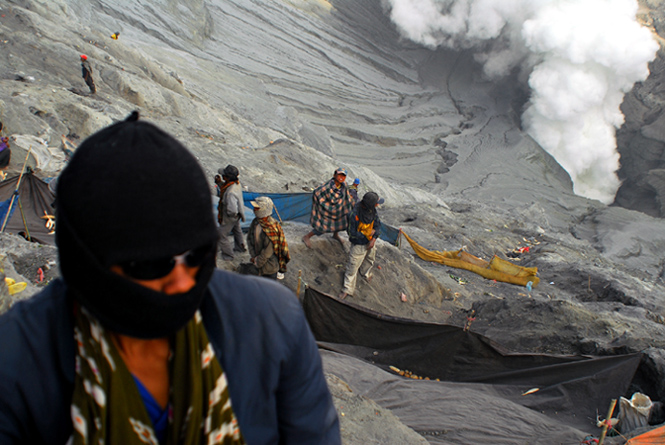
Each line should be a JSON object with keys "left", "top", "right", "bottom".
{"left": 258, "top": 216, "right": 291, "bottom": 273}
{"left": 70, "top": 306, "right": 245, "bottom": 445}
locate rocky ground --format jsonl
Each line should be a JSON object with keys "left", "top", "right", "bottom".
{"left": 2, "top": 0, "right": 665, "bottom": 443}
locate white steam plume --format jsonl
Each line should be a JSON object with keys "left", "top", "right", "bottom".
{"left": 383, "top": 0, "right": 658, "bottom": 203}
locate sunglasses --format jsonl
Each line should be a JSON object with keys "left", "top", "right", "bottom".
{"left": 119, "top": 243, "right": 214, "bottom": 280}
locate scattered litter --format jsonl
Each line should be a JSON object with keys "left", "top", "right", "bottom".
{"left": 15, "top": 74, "right": 35, "bottom": 83}
{"left": 526, "top": 281, "right": 533, "bottom": 291}
{"left": 400, "top": 292, "right": 408, "bottom": 302}
{"left": 463, "top": 310, "right": 476, "bottom": 332}
{"left": 41, "top": 210, "right": 55, "bottom": 233}
{"left": 506, "top": 245, "right": 530, "bottom": 258}
{"left": 5, "top": 277, "right": 27, "bottom": 295}
{"left": 37, "top": 268, "right": 44, "bottom": 282}
{"left": 449, "top": 274, "right": 468, "bottom": 285}
{"left": 389, "top": 365, "right": 434, "bottom": 381}
{"left": 522, "top": 388, "right": 540, "bottom": 396}
{"left": 595, "top": 416, "right": 618, "bottom": 428}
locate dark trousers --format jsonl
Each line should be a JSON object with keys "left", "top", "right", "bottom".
{"left": 85, "top": 77, "right": 96, "bottom": 94}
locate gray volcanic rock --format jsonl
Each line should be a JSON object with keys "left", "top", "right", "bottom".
{"left": 2, "top": 0, "right": 665, "bottom": 442}
{"left": 616, "top": 1, "right": 665, "bottom": 216}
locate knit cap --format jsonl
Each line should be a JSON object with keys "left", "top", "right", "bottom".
{"left": 251, "top": 196, "right": 274, "bottom": 219}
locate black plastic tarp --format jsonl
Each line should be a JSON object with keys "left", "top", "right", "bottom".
{"left": 304, "top": 287, "right": 642, "bottom": 435}
{"left": 0, "top": 173, "right": 56, "bottom": 244}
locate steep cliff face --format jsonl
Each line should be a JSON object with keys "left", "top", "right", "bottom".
{"left": 616, "top": 0, "right": 665, "bottom": 217}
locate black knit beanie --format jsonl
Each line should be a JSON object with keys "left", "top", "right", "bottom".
{"left": 56, "top": 111, "right": 218, "bottom": 338}
{"left": 222, "top": 164, "right": 239, "bottom": 181}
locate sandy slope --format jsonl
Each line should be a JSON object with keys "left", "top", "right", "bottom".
{"left": 1, "top": 0, "right": 665, "bottom": 442}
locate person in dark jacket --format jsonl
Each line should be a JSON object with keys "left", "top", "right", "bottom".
{"left": 216, "top": 164, "right": 245, "bottom": 260}
{"left": 215, "top": 168, "right": 246, "bottom": 253}
{"left": 349, "top": 178, "right": 360, "bottom": 204}
{"left": 339, "top": 191, "right": 384, "bottom": 300}
{"left": 0, "top": 112, "right": 340, "bottom": 444}
{"left": 0, "top": 136, "right": 10, "bottom": 180}
{"left": 247, "top": 196, "right": 290, "bottom": 279}
{"left": 80, "top": 54, "right": 96, "bottom": 94}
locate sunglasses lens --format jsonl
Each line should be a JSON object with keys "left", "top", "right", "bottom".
{"left": 121, "top": 258, "right": 175, "bottom": 281}
{"left": 184, "top": 244, "right": 214, "bottom": 268}
{"left": 120, "top": 244, "right": 214, "bottom": 280}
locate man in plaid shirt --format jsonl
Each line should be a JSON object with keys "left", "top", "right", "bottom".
{"left": 302, "top": 168, "right": 354, "bottom": 248}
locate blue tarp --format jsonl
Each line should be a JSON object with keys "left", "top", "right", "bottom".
{"left": 242, "top": 192, "right": 400, "bottom": 246}
{"left": 243, "top": 192, "right": 312, "bottom": 224}
{"left": 0, "top": 194, "right": 18, "bottom": 229}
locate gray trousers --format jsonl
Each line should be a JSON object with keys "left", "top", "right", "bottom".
{"left": 342, "top": 243, "right": 376, "bottom": 296}
{"left": 218, "top": 216, "right": 241, "bottom": 260}
{"left": 231, "top": 218, "right": 245, "bottom": 250}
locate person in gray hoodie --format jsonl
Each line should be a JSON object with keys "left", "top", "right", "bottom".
{"left": 216, "top": 164, "right": 245, "bottom": 260}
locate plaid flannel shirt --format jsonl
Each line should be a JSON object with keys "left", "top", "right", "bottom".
{"left": 310, "top": 179, "right": 353, "bottom": 233}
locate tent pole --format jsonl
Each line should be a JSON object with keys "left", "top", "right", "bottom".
{"left": 598, "top": 398, "right": 617, "bottom": 445}
{"left": 16, "top": 197, "right": 31, "bottom": 241}
{"left": 273, "top": 205, "right": 283, "bottom": 224}
{"left": 0, "top": 147, "right": 31, "bottom": 233}
{"left": 296, "top": 270, "right": 302, "bottom": 298}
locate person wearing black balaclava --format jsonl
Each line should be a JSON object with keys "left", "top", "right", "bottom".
{"left": 0, "top": 112, "right": 340, "bottom": 445}
{"left": 339, "top": 191, "right": 384, "bottom": 300}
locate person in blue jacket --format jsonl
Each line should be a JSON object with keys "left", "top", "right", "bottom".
{"left": 339, "top": 191, "right": 383, "bottom": 300}
{"left": 0, "top": 111, "right": 340, "bottom": 445}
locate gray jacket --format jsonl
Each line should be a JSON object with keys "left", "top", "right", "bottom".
{"left": 247, "top": 217, "right": 280, "bottom": 276}
{"left": 218, "top": 181, "right": 245, "bottom": 225}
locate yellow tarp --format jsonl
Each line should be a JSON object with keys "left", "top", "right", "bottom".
{"left": 401, "top": 231, "right": 539, "bottom": 288}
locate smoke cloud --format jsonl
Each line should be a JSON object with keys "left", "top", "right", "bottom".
{"left": 383, "top": 0, "right": 658, "bottom": 203}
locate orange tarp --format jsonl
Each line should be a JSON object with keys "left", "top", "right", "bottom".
{"left": 626, "top": 425, "right": 665, "bottom": 444}
{"left": 401, "top": 231, "right": 539, "bottom": 288}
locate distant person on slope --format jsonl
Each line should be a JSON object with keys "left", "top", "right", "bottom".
{"left": 0, "top": 111, "right": 340, "bottom": 444}
{"left": 247, "top": 196, "right": 290, "bottom": 279}
{"left": 216, "top": 164, "right": 246, "bottom": 260}
{"left": 214, "top": 168, "right": 246, "bottom": 253}
{"left": 80, "top": 54, "right": 96, "bottom": 94}
{"left": 0, "top": 136, "right": 11, "bottom": 180}
{"left": 349, "top": 177, "right": 360, "bottom": 204}
{"left": 339, "top": 191, "right": 383, "bottom": 300}
{"left": 302, "top": 167, "right": 354, "bottom": 248}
